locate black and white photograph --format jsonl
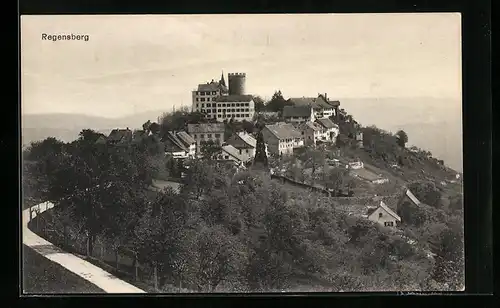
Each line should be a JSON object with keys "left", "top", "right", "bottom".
{"left": 21, "top": 13, "right": 464, "bottom": 293}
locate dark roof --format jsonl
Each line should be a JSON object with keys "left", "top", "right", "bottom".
{"left": 316, "top": 118, "right": 338, "bottom": 129}
{"left": 132, "top": 130, "right": 148, "bottom": 142}
{"left": 197, "top": 82, "right": 221, "bottom": 92}
{"left": 108, "top": 129, "right": 132, "bottom": 143}
{"left": 187, "top": 123, "right": 225, "bottom": 134}
{"left": 164, "top": 131, "right": 188, "bottom": 152}
{"left": 282, "top": 105, "right": 313, "bottom": 118}
{"left": 264, "top": 123, "right": 302, "bottom": 140}
{"left": 298, "top": 121, "right": 323, "bottom": 132}
{"left": 216, "top": 94, "right": 253, "bottom": 102}
{"left": 328, "top": 100, "right": 340, "bottom": 107}
{"left": 289, "top": 95, "right": 337, "bottom": 110}
{"left": 176, "top": 131, "right": 195, "bottom": 146}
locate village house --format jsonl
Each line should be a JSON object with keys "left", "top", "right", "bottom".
{"left": 107, "top": 128, "right": 133, "bottom": 145}
{"left": 282, "top": 105, "right": 315, "bottom": 124}
{"left": 367, "top": 201, "right": 402, "bottom": 227}
{"left": 225, "top": 131, "right": 269, "bottom": 163}
{"left": 315, "top": 118, "right": 340, "bottom": 143}
{"left": 261, "top": 122, "right": 304, "bottom": 156}
{"left": 162, "top": 131, "right": 196, "bottom": 159}
{"left": 187, "top": 123, "right": 226, "bottom": 153}
{"left": 295, "top": 121, "right": 325, "bottom": 146}
{"left": 288, "top": 94, "right": 340, "bottom": 119}
{"left": 398, "top": 188, "right": 422, "bottom": 207}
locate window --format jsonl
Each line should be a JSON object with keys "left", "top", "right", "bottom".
{"left": 196, "top": 98, "right": 199, "bottom": 102}
{"left": 193, "top": 134, "right": 197, "bottom": 138}
{"left": 207, "top": 134, "right": 212, "bottom": 138}
{"left": 201, "top": 98, "right": 205, "bottom": 102}
{"left": 217, "top": 114, "right": 221, "bottom": 118}
{"left": 201, "top": 104, "right": 205, "bottom": 108}
{"left": 222, "top": 103, "right": 226, "bottom": 107}
{"left": 200, "top": 134, "right": 205, "bottom": 139}
{"left": 384, "top": 222, "right": 394, "bottom": 227}
{"left": 215, "top": 133, "right": 221, "bottom": 138}
{"left": 217, "top": 104, "right": 221, "bottom": 107}
{"left": 236, "top": 114, "right": 240, "bottom": 117}
{"left": 239, "top": 149, "right": 242, "bottom": 155}
{"left": 212, "top": 91, "right": 216, "bottom": 95}
{"left": 196, "top": 104, "right": 199, "bottom": 108}
{"left": 225, "top": 155, "right": 229, "bottom": 159}
{"left": 379, "top": 213, "right": 383, "bottom": 218}
{"left": 236, "top": 103, "right": 240, "bottom": 107}
{"left": 245, "top": 149, "right": 249, "bottom": 153}
{"left": 231, "top": 103, "right": 235, "bottom": 107}
{"left": 245, "top": 108, "right": 249, "bottom": 112}
{"left": 236, "top": 109, "right": 240, "bottom": 112}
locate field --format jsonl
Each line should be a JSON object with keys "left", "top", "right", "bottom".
{"left": 22, "top": 245, "right": 105, "bottom": 294}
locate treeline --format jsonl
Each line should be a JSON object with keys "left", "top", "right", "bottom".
{"left": 24, "top": 132, "right": 463, "bottom": 291}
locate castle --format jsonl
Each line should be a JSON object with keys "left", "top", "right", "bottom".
{"left": 191, "top": 71, "right": 255, "bottom": 122}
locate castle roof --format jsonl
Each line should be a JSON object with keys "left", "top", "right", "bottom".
{"left": 197, "top": 82, "right": 221, "bottom": 92}
{"left": 216, "top": 94, "right": 253, "bottom": 103}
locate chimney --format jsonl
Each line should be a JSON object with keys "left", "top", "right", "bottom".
{"left": 324, "top": 93, "right": 327, "bottom": 100}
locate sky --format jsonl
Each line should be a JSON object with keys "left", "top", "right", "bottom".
{"left": 21, "top": 13, "right": 461, "bottom": 118}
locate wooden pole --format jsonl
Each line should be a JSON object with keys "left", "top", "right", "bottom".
{"left": 154, "top": 263, "right": 158, "bottom": 291}
{"left": 135, "top": 253, "right": 139, "bottom": 282}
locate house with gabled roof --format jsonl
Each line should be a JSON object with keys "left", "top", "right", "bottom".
{"left": 261, "top": 122, "right": 304, "bottom": 156}
{"left": 282, "top": 105, "right": 315, "bottom": 124}
{"left": 289, "top": 93, "right": 340, "bottom": 119}
{"left": 107, "top": 128, "right": 132, "bottom": 145}
{"left": 163, "top": 131, "right": 196, "bottom": 159}
{"left": 367, "top": 201, "right": 402, "bottom": 227}
{"left": 295, "top": 121, "right": 324, "bottom": 146}
{"left": 225, "top": 131, "right": 268, "bottom": 163}
{"left": 315, "top": 118, "right": 340, "bottom": 143}
{"left": 187, "top": 123, "right": 225, "bottom": 153}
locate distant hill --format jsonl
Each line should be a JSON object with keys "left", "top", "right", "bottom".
{"left": 21, "top": 110, "right": 168, "bottom": 145}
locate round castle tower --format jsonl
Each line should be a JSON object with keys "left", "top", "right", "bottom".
{"left": 228, "top": 72, "right": 246, "bottom": 96}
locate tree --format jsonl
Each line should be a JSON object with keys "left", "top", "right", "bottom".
{"left": 200, "top": 140, "right": 222, "bottom": 160}
{"left": 253, "top": 130, "right": 268, "bottom": 169}
{"left": 253, "top": 96, "right": 265, "bottom": 113}
{"left": 395, "top": 130, "right": 409, "bottom": 148}
{"left": 265, "top": 90, "right": 292, "bottom": 112}
{"left": 193, "top": 225, "right": 248, "bottom": 291}
{"left": 300, "top": 147, "right": 326, "bottom": 179}
{"left": 149, "top": 122, "right": 160, "bottom": 135}
{"left": 408, "top": 181, "right": 442, "bottom": 208}
{"left": 323, "top": 167, "right": 347, "bottom": 196}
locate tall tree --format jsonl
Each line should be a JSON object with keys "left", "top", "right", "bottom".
{"left": 253, "top": 130, "right": 268, "bottom": 168}
{"left": 395, "top": 130, "right": 409, "bottom": 148}
{"left": 253, "top": 96, "right": 265, "bottom": 113}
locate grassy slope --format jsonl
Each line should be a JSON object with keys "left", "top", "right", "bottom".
{"left": 22, "top": 245, "right": 105, "bottom": 294}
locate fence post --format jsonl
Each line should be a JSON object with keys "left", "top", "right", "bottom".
{"left": 29, "top": 207, "right": 32, "bottom": 221}
{"left": 135, "top": 253, "right": 139, "bottom": 282}
{"left": 101, "top": 243, "right": 104, "bottom": 260}
{"left": 154, "top": 262, "right": 159, "bottom": 292}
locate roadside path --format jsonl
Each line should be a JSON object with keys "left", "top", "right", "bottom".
{"left": 22, "top": 201, "right": 146, "bottom": 293}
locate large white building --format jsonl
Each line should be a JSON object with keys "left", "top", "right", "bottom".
{"left": 191, "top": 72, "right": 255, "bottom": 122}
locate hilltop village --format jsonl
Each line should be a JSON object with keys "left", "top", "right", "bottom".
{"left": 24, "top": 71, "right": 464, "bottom": 293}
